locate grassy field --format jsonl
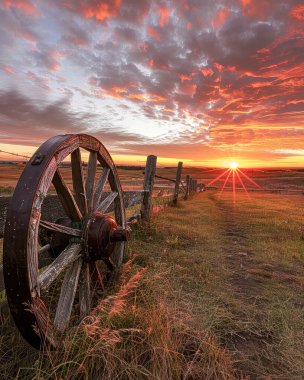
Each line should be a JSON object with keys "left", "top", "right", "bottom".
{"left": 0, "top": 191, "right": 303, "bottom": 379}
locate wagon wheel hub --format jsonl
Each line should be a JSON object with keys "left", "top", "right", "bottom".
{"left": 83, "top": 212, "right": 130, "bottom": 262}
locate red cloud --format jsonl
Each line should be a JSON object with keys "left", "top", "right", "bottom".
{"left": 3, "top": 66, "right": 15, "bottom": 74}
{"left": 290, "top": 4, "right": 304, "bottom": 21}
{"left": 63, "top": 0, "right": 121, "bottom": 22}
{"left": 147, "top": 25, "right": 161, "bottom": 40}
{"left": 180, "top": 73, "right": 193, "bottom": 82}
{"left": 238, "top": 0, "right": 271, "bottom": 19}
{"left": 148, "top": 58, "right": 168, "bottom": 70}
{"left": 180, "top": 82, "right": 197, "bottom": 96}
{"left": 22, "top": 30, "right": 37, "bottom": 42}
{"left": 200, "top": 67, "right": 214, "bottom": 77}
{"left": 4, "top": 0, "right": 39, "bottom": 16}
{"left": 158, "top": 6, "right": 170, "bottom": 27}
{"left": 213, "top": 8, "right": 230, "bottom": 29}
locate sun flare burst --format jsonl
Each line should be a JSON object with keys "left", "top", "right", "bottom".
{"left": 229, "top": 161, "right": 238, "bottom": 170}
{"left": 205, "top": 164, "right": 262, "bottom": 206}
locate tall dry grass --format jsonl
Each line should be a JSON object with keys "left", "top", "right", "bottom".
{"left": 17, "top": 255, "right": 236, "bottom": 380}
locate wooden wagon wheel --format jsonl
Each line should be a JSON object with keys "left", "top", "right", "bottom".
{"left": 3, "top": 134, "right": 130, "bottom": 349}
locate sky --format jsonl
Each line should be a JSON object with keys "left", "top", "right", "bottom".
{"left": 0, "top": 0, "right": 303, "bottom": 167}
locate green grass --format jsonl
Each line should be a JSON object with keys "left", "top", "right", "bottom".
{"left": 0, "top": 191, "right": 304, "bottom": 379}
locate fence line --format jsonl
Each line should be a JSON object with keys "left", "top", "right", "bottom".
{"left": 0, "top": 154, "right": 202, "bottom": 306}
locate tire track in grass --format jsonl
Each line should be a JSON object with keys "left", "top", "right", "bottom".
{"left": 208, "top": 192, "right": 278, "bottom": 378}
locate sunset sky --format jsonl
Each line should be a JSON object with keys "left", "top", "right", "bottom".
{"left": 0, "top": 0, "right": 303, "bottom": 167}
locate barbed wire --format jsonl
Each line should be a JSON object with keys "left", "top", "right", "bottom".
{"left": 0, "top": 149, "right": 31, "bottom": 159}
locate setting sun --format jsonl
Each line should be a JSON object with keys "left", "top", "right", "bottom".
{"left": 229, "top": 162, "right": 238, "bottom": 170}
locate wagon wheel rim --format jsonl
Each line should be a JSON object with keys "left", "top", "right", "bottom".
{"left": 3, "top": 134, "right": 127, "bottom": 349}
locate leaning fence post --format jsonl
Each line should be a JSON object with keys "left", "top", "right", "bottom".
{"left": 173, "top": 161, "right": 183, "bottom": 205}
{"left": 141, "top": 155, "right": 157, "bottom": 220}
{"left": 185, "top": 175, "right": 190, "bottom": 200}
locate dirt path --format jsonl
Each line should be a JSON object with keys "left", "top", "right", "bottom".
{"left": 208, "top": 193, "right": 278, "bottom": 378}
{"left": 214, "top": 196, "right": 262, "bottom": 298}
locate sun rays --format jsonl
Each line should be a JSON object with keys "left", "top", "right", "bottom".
{"left": 205, "top": 164, "right": 262, "bottom": 206}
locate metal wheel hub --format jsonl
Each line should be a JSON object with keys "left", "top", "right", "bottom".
{"left": 84, "top": 212, "right": 129, "bottom": 261}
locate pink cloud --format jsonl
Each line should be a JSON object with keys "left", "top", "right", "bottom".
{"left": 158, "top": 6, "right": 170, "bottom": 27}
{"left": 2, "top": 65, "right": 15, "bottom": 74}
{"left": 147, "top": 25, "right": 161, "bottom": 41}
{"left": 4, "top": 0, "right": 40, "bottom": 16}
{"left": 213, "top": 8, "right": 230, "bottom": 29}
{"left": 290, "top": 4, "right": 304, "bottom": 22}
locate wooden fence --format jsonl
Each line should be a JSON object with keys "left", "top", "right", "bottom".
{"left": 0, "top": 155, "right": 203, "bottom": 310}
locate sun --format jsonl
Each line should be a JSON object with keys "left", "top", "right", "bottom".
{"left": 229, "top": 161, "right": 238, "bottom": 170}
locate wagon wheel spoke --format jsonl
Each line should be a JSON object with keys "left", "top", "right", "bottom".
{"left": 39, "top": 244, "right": 51, "bottom": 256}
{"left": 38, "top": 244, "right": 53, "bottom": 268}
{"left": 40, "top": 220, "right": 82, "bottom": 237}
{"left": 96, "top": 192, "right": 118, "bottom": 213}
{"left": 53, "top": 257, "right": 82, "bottom": 333}
{"left": 93, "top": 167, "right": 110, "bottom": 210}
{"left": 52, "top": 169, "right": 82, "bottom": 221}
{"left": 85, "top": 151, "right": 97, "bottom": 213}
{"left": 38, "top": 243, "right": 82, "bottom": 290}
{"left": 71, "top": 148, "right": 88, "bottom": 216}
{"left": 79, "top": 263, "right": 91, "bottom": 319}
{"left": 111, "top": 241, "right": 125, "bottom": 268}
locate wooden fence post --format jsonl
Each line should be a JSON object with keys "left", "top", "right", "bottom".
{"left": 194, "top": 180, "right": 197, "bottom": 192}
{"left": 185, "top": 175, "right": 190, "bottom": 200}
{"left": 173, "top": 161, "right": 183, "bottom": 205}
{"left": 141, "top": 155, "right": 157, "bottom": 220}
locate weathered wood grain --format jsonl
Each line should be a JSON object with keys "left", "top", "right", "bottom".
{"left": 93, "top": 167, "right": 110, "bottom": 209}
{"left": 173, "top": 162, "right": 183, "bottom": 205}
{"left": 71, "top": 148, "right": 88, "bottom": 215}
{"left": 141, "top": 155, "right": 157, "bottom": 220}
{"left": 79, "top": 263, "right": 91, "bottom": 319}
{"left": 96, "top": 192, "right": 118, "bottom": 213}
{"left": 185, "top": 175, "right": 190, "bottom": 200}
{"left": 52, "top": 169, "right": 82, "bottom": 221}
{"left": 111, "top": 241, "right": 125, "bottom": 268}
{"left": 40, "top": 220, "right": 82, "bottom": 237}
{"left": 85, "top": 151, "right": 97, "bottom": 213}
{"left": 38, "top": 243, "right": 82, "bottom": 291}
{"left": 53, "top": 257, "right": 82, "bottom": 332}
{"left": 0, "top": 244, "right": 52, "bottom": 292}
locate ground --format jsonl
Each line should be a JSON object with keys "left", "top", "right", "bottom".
{"left": 0, "top": 190, "right": 303, "bottom": 379}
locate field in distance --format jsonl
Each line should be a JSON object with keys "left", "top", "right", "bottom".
{"left": 1, "top": 162, "right": 304, "bottom": 194}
